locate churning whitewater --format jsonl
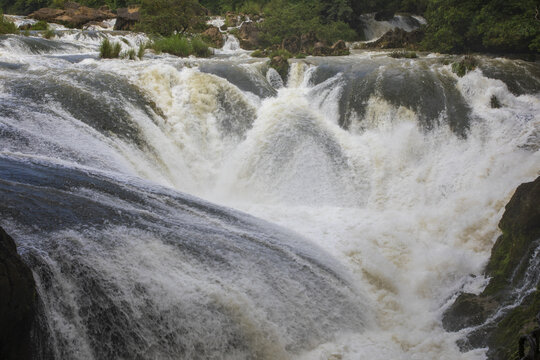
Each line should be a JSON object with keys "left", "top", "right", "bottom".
{"left": 0, "top": 29, "right": 539, "bottom": 360}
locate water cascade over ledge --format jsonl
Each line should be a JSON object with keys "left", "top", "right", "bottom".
{"left": 0, "top": 30, "right": 539, "bottom": 359}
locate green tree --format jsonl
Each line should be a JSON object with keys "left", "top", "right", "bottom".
{"left": 137, "top": 0, "right": 205, "bottom": 36}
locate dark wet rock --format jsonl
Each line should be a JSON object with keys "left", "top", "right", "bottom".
{"left": 114, "top": 5, "right": 140, "bottom": 31}
{"left": 0, "top": 226, "right": 37, "bottom": 360}
{"left": 238, "top": 22, "right": 260, "bottom": 50}
{"left": 443, "top": 176, "right": 540, "bottom": 360}
{"left": 312, "top": 42, "right": 332, "bottom": 56}
{"left": 282, "top": 36, "right": 301, "bottom": 54}
{"left": 202, "top": 26, "right": 224, "bottom": 48}
{"left": 360, "top": 28, "right": 424, "bottom": 49}
{"left": 29, "top": 2, "right": 115, "bottom": 28}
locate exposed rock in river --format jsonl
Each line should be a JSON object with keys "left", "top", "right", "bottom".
{"left": 0, "top": 226, "right": 37, "bottom": 360}
{"left": 443, "top": 176, "right": 540, "bottom": 359}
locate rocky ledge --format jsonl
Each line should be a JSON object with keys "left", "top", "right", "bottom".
{"left": 0, "top": 226, "right": 38, "bottom": 360}
{"left": 443, "top": 176, "right": 540, "bottom": 359}
{"left": 29, "top": 1, "right": 115, "bottom": 28}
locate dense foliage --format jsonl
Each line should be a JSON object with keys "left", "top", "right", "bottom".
{"left": 0, "top": 10, "right": 18, "bottom": 33}
{"left": 135, "top": 0, "right": 205, "bottom": 36}
{"left": 1, "top": 0, "right": 538, "bottom": 54}
{"left": 422, "top": 0, "right": 540, "bottom": 53}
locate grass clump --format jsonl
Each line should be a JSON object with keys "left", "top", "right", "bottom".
{"left": 30, "top": 20, "right": 49, "bottom": 31}
{"left": 100, "top": 38, "right": 122, "bottom": 59}
{"left": 124, "top": 48, "right": 137, "bottom": 60}
{"left": 137, "top": 43, "right": 146, "bottom": 59}
{"left": 0, "top": 12, "right": 18, "bottom": 35}
{"left": 452, "top": 55, "right": 477, "bottom": 77}
{"left": 43, "top": 29, "right": 55, "bottom": 39}
{"left": 389, "top": 51, "right": 418, "bottom": 58}
{"left": 151, "top": 35, "right": 211, "bottom": 58}
{"left": 191, "top": 36, "right": 211, "bottom": 57}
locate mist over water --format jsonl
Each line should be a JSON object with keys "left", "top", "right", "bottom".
{"left": 1, "top": 31, "right": 539, "bottom": 359}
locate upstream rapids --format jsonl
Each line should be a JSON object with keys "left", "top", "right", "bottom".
{"left": 0, "top": 29, "right": 539, "bottom": 360}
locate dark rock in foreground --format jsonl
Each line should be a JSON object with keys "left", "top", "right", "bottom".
{"left": 0, "top": 226, "right": 37, "bottom": 360}
{"left": 443, "top": 176, "right": 540, "bottom": 359}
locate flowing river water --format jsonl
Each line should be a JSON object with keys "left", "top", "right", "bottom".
{"left": 0, "top": 29, "right": 539, "bottom": 359}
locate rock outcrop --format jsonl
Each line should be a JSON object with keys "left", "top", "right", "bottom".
{"left": 29, "top": 1, "right": 115, "bottom": 28}
{"left": 114, "top": 5, "right": 140, "bottom": 31}
{"left": 0, "top": 226, "right": 37, "bottom": 360}
{"left": 238, "top": 21, "right": 260, "bottom": 50}
{"left": 443, "top": 176, "right": 540, "bottom": 359}
{"left": 202, "top": 26, "right": 224, "bottom": 48}
{"left": 360, "top": 28, "right": 424, "bottom": 49}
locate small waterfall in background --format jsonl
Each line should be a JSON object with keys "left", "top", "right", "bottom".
{"left": 0, "top": 24, "right": 539, "bottom": 360}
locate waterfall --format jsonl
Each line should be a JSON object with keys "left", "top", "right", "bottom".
{"left": 359, "top": 13, "right": 426, "bottom": 41}
{"left": 1, "top": 29, "right": 539, "bottom": 360}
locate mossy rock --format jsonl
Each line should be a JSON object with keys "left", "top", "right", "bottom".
{"left": 452, "top": 56, "right": 478, "bottom": 77}
{"left": 443, "top": 176, "right": 540, "bottom": 360}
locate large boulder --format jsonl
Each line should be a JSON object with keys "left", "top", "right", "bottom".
{"left": 114, "top": 5, "right": 140, "bottom": 31}
{"left": 360, "top": 28, "right": 424, "bottom": 49}
{"left": 0, "top": 226, "right": 37, "bottom": 360}
{"left": 29, "top": 1, "right": 115, "bottom": 28}
{"left": 238, "top": 21, "right": 260, "bottom": 50}
{"left": 202, "top": 26, "right": 224, "bottom": 48}
{"left": 443, "top": 176, "right": 540, "bottom": 359}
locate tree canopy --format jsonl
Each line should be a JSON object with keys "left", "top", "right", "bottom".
{"left": 1, "top": 0, "right": 539, "bottom": 54}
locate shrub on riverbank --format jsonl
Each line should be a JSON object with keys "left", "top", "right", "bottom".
{"left": 150, "top": 34, "right": 211, "bottom": 57}
{"left": 0, "top": 11, "right": 18, "bottom": 34}
{"left": 29, "top": 19, "right": 48, "bottom": 30}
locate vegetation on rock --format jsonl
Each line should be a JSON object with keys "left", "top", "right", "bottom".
{"left": 443, "top": 176, "right": 540, "bottom": 360}
{"left": 451, "top": 55, "right": 477, "bottom": 77}
{"left": 0, "top": 11, "right": 17, "bottom": 33}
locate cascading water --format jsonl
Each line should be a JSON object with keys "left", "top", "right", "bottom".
{"left": 1, "top": 28, "right": 539, "bottom": 360}
{"left": 359, "top": 13, "right": 426, "bottom": 41}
